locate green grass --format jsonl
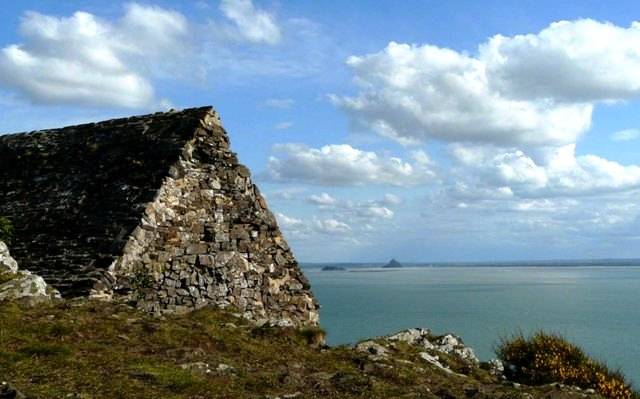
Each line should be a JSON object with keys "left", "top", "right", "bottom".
{"left": 0, "top": 299, "right": 614, "bottom": 399}
{"left": 18, "top": 342, "right": 72, "bottom": 358}
{"left": 130, "top": 363, "right": 211, "bottom": 394}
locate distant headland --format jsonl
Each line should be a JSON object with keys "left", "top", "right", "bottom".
{"left": 321, "top": 265, "right": 347, "bottom": 271}
{"left": 382, "top": 259, "right": 403, "bottom": 268}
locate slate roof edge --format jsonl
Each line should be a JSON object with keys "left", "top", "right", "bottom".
{"left": 0, "top": 106, "right": 215, "bottom": 139}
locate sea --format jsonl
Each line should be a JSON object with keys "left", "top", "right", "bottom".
{"left": 303, "top": 262, "right": 640, "bottom": 384}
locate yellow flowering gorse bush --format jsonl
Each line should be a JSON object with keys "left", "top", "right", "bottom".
{"left": 497, "top": 331, "right": 637, "bottom": 399}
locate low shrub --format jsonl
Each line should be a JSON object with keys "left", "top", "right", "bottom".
{"left": 298, "top": 326, "right": 326, "bottom": 347}
{"left": 496, "top": 331, "right": 637, "bottom": 399}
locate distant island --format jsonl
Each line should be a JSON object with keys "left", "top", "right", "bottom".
{"left": 321, "top": 265, "right": 347, "bottom": 271}
{"left": 382, "top": 259, "right": 403, "bottom": 268}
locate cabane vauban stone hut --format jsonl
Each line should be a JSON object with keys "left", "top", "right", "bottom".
{"left": 0, "top": 107, "right": 318, "bottom": 326}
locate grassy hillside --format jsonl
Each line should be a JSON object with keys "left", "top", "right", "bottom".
{"left": 0, "top": 299, "right": 610, "bottom": 399}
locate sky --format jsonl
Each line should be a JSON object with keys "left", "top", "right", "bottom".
{"left": 1, "top": 1, "right": 640, "bottom": 262}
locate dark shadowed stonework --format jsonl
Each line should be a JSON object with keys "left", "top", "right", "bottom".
{"left": 0, "top": 107, "right": 319, "bottom": 326}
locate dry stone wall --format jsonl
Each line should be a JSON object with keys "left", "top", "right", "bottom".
{"left": 0, "top": 107, "right": 318, "bottom": 326}
{"left": 108, "top": 112, "right": 318, "bottom": 325}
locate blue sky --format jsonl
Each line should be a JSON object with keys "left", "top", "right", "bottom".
{"left": 1, "top": 1, "right": 640, "bottom": 262}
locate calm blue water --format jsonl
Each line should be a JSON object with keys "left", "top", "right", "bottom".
{"left": 305, "top": 266, "right": 640, "bottom": 383}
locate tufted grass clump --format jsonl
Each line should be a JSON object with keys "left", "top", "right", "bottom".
{"left": 298, "top": 326, "right": 327, "bottom": 347}
{"left": 497, "top": 331, "right": 638, "bottom": 399}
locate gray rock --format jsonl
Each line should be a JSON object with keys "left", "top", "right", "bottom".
{"left": 487, "top": 358, "right": 505, "bottom": 378}
{"left": 355, "top": 340, "right": 390, "bottom": 361}
{"left": 0, "top": 241, "right": 18, "bottom": 274}
{"left": 216, "top": 363, "right": 234, "bottom": 373}
{"left": 383, "top": 327, "right": 479, "bottom": 373}
{"left": 0, "top": 381, "right": 25, "bottom": 399}
{"left": 387, "top": 328, "right": 435, "bottom": 349}
{"left": 435, "top": 334, "right": 479, "bottom": 364}
{"left": 419, "top": 352, "right": 450, "bottom": 372}
{"left": 0, "top": 242, "right": 61, "bottom": 303}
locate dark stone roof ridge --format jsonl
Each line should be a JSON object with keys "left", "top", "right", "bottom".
{"left": 0, "top": 106, "right": 214, "bottom": 139}
{"left": 0, "top": 105, "right": 217, "bottom": 295}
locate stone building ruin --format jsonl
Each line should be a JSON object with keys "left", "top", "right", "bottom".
{"left": 0, "top": 107, "right": 319, "bottom": 326}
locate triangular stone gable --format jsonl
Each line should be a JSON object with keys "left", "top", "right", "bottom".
{"left": 0, "top": 107, "right": 318, "bottom": 325}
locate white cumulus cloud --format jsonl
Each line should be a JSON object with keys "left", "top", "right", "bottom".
{"left": 268, "top": 143, "right": 437, "bottom": 186}
{"left": 451, "top": 144, "right": 640, "bottom": 197}
{"left": 381, "top": 193, "right": 402, "bottom": 205}
{"left": 307, "top": 192, "right": 338, "bottom": 206}
{"left": 334, "top": 19, "right": 640, "bottom": 148}
{"left": 275, "top": 212, "right": 304, "bottom": 228}
{"left": 334, "top": 18, "right": 640, "bottom": 200}
{"left": 0, "top": 1, "right": 286, "bottom": 109}
{"left": 306, "top": 193, "right": 397, "bottom": 225}
{"left": 0, "top": 11, "right": 151, "bottom": 108}
{"left": 219, "top": 0, "right": 281, "bottom": 45}
{"left": 333, "top": 41, "right": 592, "bottom": 147}
{"left": 483, "top": 20, "right": 640, "bottom": 102}
{"left": 0, "top": 5, "right": 191, "bottom": 109}
{"left": 314, "top": 218, "right": 351, "bottom": 234}
{"left": 611, "top": 129, "right": 640, "bottom": 142}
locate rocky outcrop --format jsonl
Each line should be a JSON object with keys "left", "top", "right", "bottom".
{"left": 356, "top": 327, "right": 480, "bottom": 376}
{"left": 0, "top": 241, "right": 60, "bottom": 303}
{"left": 389, "top": 328, "right": 478, "bottom": 362}
{"left": 396, "top": 329, "right": 479, "bottom": 375}
{"left": 348, "top": 327, "right": 605, "bottom": 397}
{"left": 0, "top": 107, "right": 318, "bottom": 326}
